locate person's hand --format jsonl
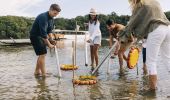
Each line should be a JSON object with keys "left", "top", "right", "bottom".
{"left": 49, "top": 39, "right": 56, "bottom": 45}
{"left": 138, "top": 48, "right": 142, "bottom": 52}
{"left": 118, "top": 29, "right": 133, "bottom": 44}
{"left": 48, "top": 44, "right": 55, "bottom": 49}
{"left": 118, "top": 30, "right": 126, "bottom": 37}
{"left": 87, "top": 40, "right": 91, "bottom": 43}
{"left": 114, "top": 51, "right": 118, "bottom": 55}
{"left": 127, "top": 34, "right": 134, "bottom": 43}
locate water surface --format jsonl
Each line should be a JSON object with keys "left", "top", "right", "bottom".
{"left": 0, "top": 35, "right": 170, "bottom": 100}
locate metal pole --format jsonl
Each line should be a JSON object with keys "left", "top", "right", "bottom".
{"left": 85, "top": 32, "right": 88, "bottom": 66}
{"left": 92, "top": 40, "right": 118, "bottom": 75}
{"left": 136, "top": 64, "right": 139, "bottom": 75}
{"left": 107, "top": 55, "right": 111, "bottom": 74}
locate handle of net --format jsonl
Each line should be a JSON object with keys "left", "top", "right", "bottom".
{"left": 54, "top": 45, "right": 62, "bottom": 77}
{"left": 84, "top": 32, "right": 88, "bottom": 66}
{"left": 91, "top": 40, "right": 118, "bottom": 75}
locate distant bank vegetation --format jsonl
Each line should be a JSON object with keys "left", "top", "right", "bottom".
{"left": 0, "top": 11, "right": 170, "bottom": 39}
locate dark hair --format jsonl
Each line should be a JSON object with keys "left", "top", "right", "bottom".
{"left": 50, "top": 4, "right": 61, "bottom": 12}
{"left": 88, "top": 15, "right": 99, "bottom": 25}
{"left": 106, "top": 19, "right": 114, "bottom": 26}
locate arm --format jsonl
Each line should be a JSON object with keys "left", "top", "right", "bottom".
{"left": 47, "top": 19, "right": 54, "bottom": 35}
{"left": 48, "top": 33, "right": 56, "bottom": 45}
{"left": 38, "top": 16, "right": 48, "bottom": 39}
{"left": 119, "top": 6, "right": 146, "bottom": 38}
{"left": 126, "top": 6, "right": 146, "bottom": 34}
{"left": 48, "top": 20, "right": 57, "bottom": 45}
{"left": 48, "top": 33, "right": 54, "bottom": 39}
{"left": 109, "top": 34, "right": 113, "bottom": 48}
{"left": 38, "top": 17, "right": 54, "bottom": 48}
{"left": 42, "top": 38, "right": 55, "bottom": 48}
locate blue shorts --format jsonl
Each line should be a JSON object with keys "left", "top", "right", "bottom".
{"left": 30, "top": 36, "right": 47, "bottom": 55}
{"left": 142, "top": 48, "right": 146, "bottom": 63}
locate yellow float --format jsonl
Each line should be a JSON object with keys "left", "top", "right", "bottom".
{"left": 60, "top": 64, "right": 78, "bottom": 70}
{"left": 127, "top": 47, "right": 139, "bottom": 69}
{"left": 72, "top": 75, "right": 97, "bottom": 85}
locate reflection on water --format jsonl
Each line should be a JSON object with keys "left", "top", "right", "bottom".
{"left": 1, "top": 35, "right": 170, "bottom": 100}
{"left": 33, "top": 77, "right": 50, "bottom": 100}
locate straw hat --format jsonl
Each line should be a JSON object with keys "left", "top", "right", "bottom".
{"left": 89, "top": 8, "right": 98, "bottom": 15}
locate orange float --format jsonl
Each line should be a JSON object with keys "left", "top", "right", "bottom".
{"left": 60, "top": 64, "right": 78, "bottom": 70}
{"left": 127, "top": 47, "right": 140, "bottom": 69}
{"left": 72, "top": 75, "right": 97, "bottom": 85}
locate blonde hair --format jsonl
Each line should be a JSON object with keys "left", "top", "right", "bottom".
{"left": 129, "top": 0, "right": 144, "bottom": 13}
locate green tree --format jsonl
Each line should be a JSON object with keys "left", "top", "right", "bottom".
{"left": 0, "top": 11, "right": 169, "bottom": 39}
{"left": 0, "top": 16, "right": 33, "bottom": 39}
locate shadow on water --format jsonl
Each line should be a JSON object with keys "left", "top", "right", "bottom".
{"left": 0, "top": 37, "right": 170, "bottom": 100}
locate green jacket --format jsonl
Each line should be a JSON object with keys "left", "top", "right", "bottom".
{"left": 119, "top": 0, "right": 170, "bottom": 41}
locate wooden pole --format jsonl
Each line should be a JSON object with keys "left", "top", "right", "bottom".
{"left": 72, "top": 41, "right": 75, "bottom": 79}
{"left": 75, "top": 21, "right": 78, "bottom": 66}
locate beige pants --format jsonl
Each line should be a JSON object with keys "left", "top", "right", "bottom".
{"left": 146, "top": 25, "right": 170, "bottom": 75}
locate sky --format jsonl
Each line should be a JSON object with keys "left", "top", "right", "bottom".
{"left": 0, "top": 0, "right": 170, "bottom": 19}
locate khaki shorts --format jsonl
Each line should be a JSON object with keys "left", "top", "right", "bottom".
{"left": 90, "top": 36, "right": 101, "bottom": 46}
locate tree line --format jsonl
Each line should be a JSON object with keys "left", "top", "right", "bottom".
{"left": 0, "top": 11, "right": 170, "bottom": 39}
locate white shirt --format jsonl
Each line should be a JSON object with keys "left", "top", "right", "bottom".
{"left": 88, "top": 21, "right": 101, "bottom": 41}
{"left": 142, "top": 39, "right": 147, "bottom": 48}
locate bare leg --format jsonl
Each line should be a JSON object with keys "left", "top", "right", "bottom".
{"left": 123, "top": 53, "right": 127, "bottom": 61}
{"left": 90, "top": 46, "right": 94, "bottom": 67}
{"left": 38, "top": 54, "right": 46, "bottom": 76}
{"left": 94, "top": 44, "right": 100, "bottom": 67}
{"left": 118, "top": 43, "right": 127, "bottom": 74}
{"left": 34, "top": 57, "right": 41, "bottom": 75}
{"left": 118, "top": 50, "right": 124, "bottom": 73}
{"left": 143, "top": 63, "right": 148, "bottom": 75}
{"left": 113, "top": 42, "right": 120, "bottom": 56}
{"left": 149, "top": 75, "right": 157, "bottom": 90}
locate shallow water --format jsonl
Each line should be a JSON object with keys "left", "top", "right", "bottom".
{"left": 0, "top": 36, "right": 170, "bottom": 100}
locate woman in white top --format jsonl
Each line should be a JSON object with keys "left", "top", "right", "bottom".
{"left": 87, "top": 8, "right": 102, "bottom": 67}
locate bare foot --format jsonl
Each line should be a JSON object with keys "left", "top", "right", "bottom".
{"left": 149, "top": 75, "right": 157, "bottom": 90}
{"left": 119, "top": 67, "right": 125, "bottom": 75}
{"left": 90, "top": 64, "right": 96, "bottom": 67}
{"left": 143, "top": 64, "right": 148, "bottom": 75}
{"left": 34, "top": 72, "right": 41, "bottom": 76}
{"left": 143, "top": 66, "right": 148, "bottom": 75}
{"left": 40, "top": 74, "right": 46, "bottom": 78}
{"left": 110, "top": 55, "right": 116, "bottom": 59}
{"left": 143, "top": 88, "right": 156, "bottom": 97}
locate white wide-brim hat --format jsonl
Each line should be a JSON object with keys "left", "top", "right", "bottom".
{"left": 89, "top": 8, "right": 98, "bottom": 15}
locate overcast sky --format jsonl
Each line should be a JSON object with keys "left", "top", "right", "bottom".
{"left": 0, "top": 0, "right": 170, "bottom": 19}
